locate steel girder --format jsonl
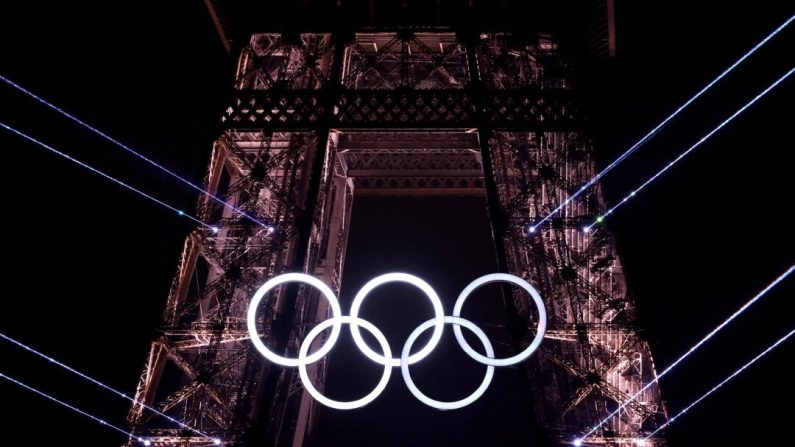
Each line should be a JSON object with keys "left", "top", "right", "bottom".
{"left": 127, "top": 30, "right": 666, "bottom": 447}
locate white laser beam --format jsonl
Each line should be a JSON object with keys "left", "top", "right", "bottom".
{"left": 644, "top": 328, "right": 795, "bottom": 440}
{"left": 585, "top": 67, "right": 794, "bottom": 230}
{"left": 0, "top": 74, "right": 274, "bottom": 232}
{"left": 576, "top": 265, "right": 794, "bottom": 443}
{"left": 0, "top": 122, "right": 215, "bottom": 232}
{"left": 0, "top": 332, "right": 215, "bottom": 440}
{"left": 534, "top": 15, "right": 793, "bottom": 229}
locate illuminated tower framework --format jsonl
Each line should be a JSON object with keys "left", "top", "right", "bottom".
{"left": 128, "top": 4, "right": 666, "bottom": 446}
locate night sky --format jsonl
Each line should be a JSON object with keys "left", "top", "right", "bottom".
{"left": 1, "top": 1, "right": 793, "bottom": 446}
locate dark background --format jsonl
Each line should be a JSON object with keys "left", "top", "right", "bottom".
{"left": 1, "top": 1, "right": 793, "bottom": 445}
{"left": 312, "top": 196, "right": 538, "bottom": 446}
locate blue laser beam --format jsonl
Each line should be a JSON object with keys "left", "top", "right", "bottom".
{"left": 0, "top": 74, "right": 273, "bottom": 232}
{"left": 0, "top": 371, "right": 148, "bottom": 444}
{"left": 532, "top": 15, "right": 794, "bottom": 230}
{"left": 0, "top": 332, "right": 214, "bottom": 441}
{"left": 643, "top": 328, "right": 795, "bottom": 440}
{"left": 575, "top": 265, "right": 794, "bottom": 443}
{"left": 585, "top": 66, "right": 794, "bottom": 231}
{"left": 0, "top": 122, "right": 217, "bottom": 232}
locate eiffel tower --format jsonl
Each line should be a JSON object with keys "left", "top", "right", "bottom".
{"left": 127, "top": 2, "right": 667, "bottom": 445}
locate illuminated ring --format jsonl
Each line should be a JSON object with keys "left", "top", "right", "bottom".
{"left": 401, "top": 316, "right": 495, "bottom": 410}
{"left": 349, "top": 273, "right": 445, "bottom": 367}
{"left": 247, "top": 273, "right": 342, "bottom": 367}
{"left": 299, "top": 316, "right": 392, "bottom": 410}
{"left": 452, "top": 273, "right": 547, "bottom": 366}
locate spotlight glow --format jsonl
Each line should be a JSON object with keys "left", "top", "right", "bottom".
{"left": 643, "top": 328, "right": 795, "bottom": 440}
{"left": 0, "top": 122, "right": 215, "bottom": 231}
{"left": 0, "top": 371, "right": 138, "bottom": 440}
{"left": 143, "top": 441, "right": 152, "bottom": 446}
{"left": 0, "top": 74, "right": 273, "bottom": 231}
{"left": 0, "top": 332, "right": 213, "bottom": 440}
{"left": 582, "top": 226, "right": 591, "bottom": 233}
{"left": 211, "top": 226, "right": 220, "bottom": 234}
{"left": 532, "top": 15, "right": 793, "bottom": 227}
{"left": 528, "top": 226, "right": 537, "bottom": 233}
{"left": 580, "top": 265, "right": 794, "bottom": 440}
{"left": 213, "top": 439, "right": 222, "bottom": 445}
{"left": 588, "top": 67, "right": 793, "bottom": 228}
{"left": 573, "top": 439, "right": 583, "bottom": 446}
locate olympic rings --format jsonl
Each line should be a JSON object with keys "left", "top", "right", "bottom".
{"left": 299, "top": 316, "right": 392, "bottom": 410}
{"left": 350, "top": 273, "right": 445, "bottom": 367}
{"left": 247, "top": 272, "right": 546, "bottom": 410}
{"left": 401, "top": 316, "right": 495, "bottom": 410}
{"left": 247, "top": 273, "right": 343, "bottom": 367}
{"left": 453, "top": 273, "right": 547, "bottom": 367}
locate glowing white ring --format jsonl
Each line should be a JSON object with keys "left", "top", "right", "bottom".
{"left": 401, "top": 316, "right": 495, "bottom": 410}
{"left": 349, "top": 273, "right": 445, "bottom": 367}
{"left": 247, "top": 273, "right": 342, "bottom": 367}
{"left": 452, "top": 273, "right": 547, "bottom": 366}
{"left": 298, "top": 316, "right": 392, "bottom": 410}
{"left": 247, "top": 272, "right": 547, "bottom": 410}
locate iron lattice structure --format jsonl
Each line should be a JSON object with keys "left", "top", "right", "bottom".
{"left": 127, "top": 29, "right": 666, "bottom": 446}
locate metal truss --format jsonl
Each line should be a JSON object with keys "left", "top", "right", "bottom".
{"left": 335, "top": 131, "right": 484, "bottom": 196}
{"left": 127, "top": 130, "right": 327, "bottom": 446}
{"left": 128, "top": 30, "right": 666, "bottom": 447}
{"left": 340, "top": 32, "right": 469, "bottom": 89}
{"left": 222, "top": 32, "right": 580, "bottom": 129}
{"left": 490, "top": 131, "right": 667, "bottom": 443}
{"left": 236, "top": 34, "right": 335, "bottom": 90}
{"left": 222, "top": 87, "right": 579, "bottom": 129}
